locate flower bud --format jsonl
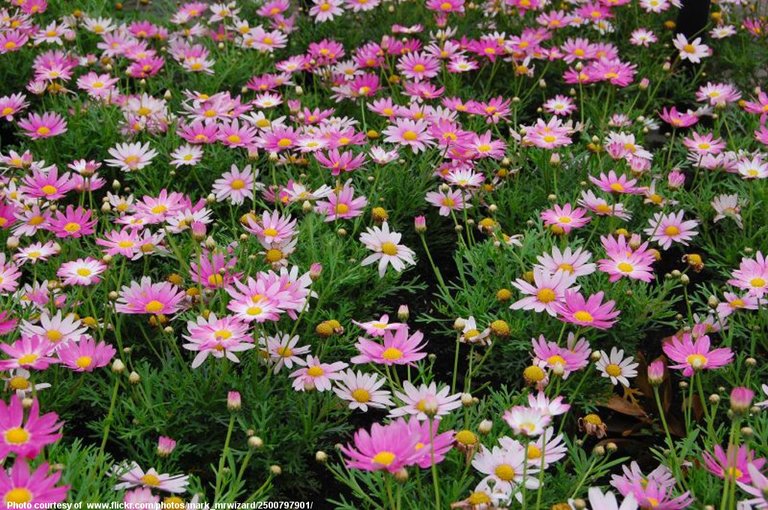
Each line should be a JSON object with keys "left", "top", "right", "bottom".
{"left": 414, "top": 215, "right": 427, "bottom": 233}
{"left": 397, "top": 305, "right": 409, "bottom": 321}
{"left": 248, "top": 436, "right": 264, "bottom": 449}
{"left": 227, "top": 391, "right": 242, "bottom": 411}
{"left": 478, "top": 419, "right": 493, "bottom": 435}
{"left": 315, "top": 450, "right": 328, "bottom": 463}
{"left": 730, "top": 387, "right": 754, "bottom": 414}
{"left": 129, "top": 371, "right": 141, "bottom": 384}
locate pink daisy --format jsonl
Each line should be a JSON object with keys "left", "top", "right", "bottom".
{"left": 115, "top": 277, "right": 186, "bottom": 315}
{"left": 662, "top": 333, "right": 733, "bottom": 377}
{"left": 17, "top": 112, "right": 67, "bottom": 140}
{"left": 56, "top": 337, "right": 117, "bottom": 372}
{"left": 555, "top": 290, "right": 620, "bottom": 330}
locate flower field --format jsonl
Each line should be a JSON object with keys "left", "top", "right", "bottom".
{"left": 1, "top": 0, "right": 768, "bottom": 508}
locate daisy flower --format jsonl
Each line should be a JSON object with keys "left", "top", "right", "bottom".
{"left": 541, "top": 203, "right": 591, "bottom": 234}
{"left": 352, "top": 314, "right": 404, "bottom": 337}
{"left": 531, "top": 335, "right": 588, "bottom": 379}
{"left": 503, "top": 406, "right": 552, "bottom": 437}
{"left": 359, "top": 222, "right": 416, "bottom": 278}
{"left": 56, "top": 258, "right": 107, "bottom": 286}
{"left": 0, "top": 253, "right": 22, "bottom": 294}
{"left": 261, "top": 333, "right": 311, "bottom": 374}
{"left": 0, "top": 92, "right": 28, "bottom": 121}
{"left": 0, "top": 460, "right": 68, "bottom": 506}
{"left": 212, "top": 164, "right": 259, "bottom": 204}
{"left": 105, "top": 142, "right": 158, "bottom": 172}
{"left": 662, "top": 333, "right": 733, "bottom": 377}
{"left": 673, "top": 33, "right": 711, "bottom": 64}
{"left": 46, "top": 206, "right": 97, "bottom": 239}
{"left": 169, "top": 144, "right": 204, "bottom": 168}
{"left": 18, "top": 112, "right": 67, "bottom": 140}
{"left": 56, "top": 337, "right": 116, "bottom": 372}
{"left": 425, "top": 188, "right": 470, "bottom": 216}
{"left": 333, "top": 369, "right": 394, "bottom": 412}
{"left": 703, "top": 444, "right": 766, "bottom": 483}
{"left": 728, "top": 251, "right": 768, "bottom": 297}
{"left": 289, "top": 355, "right": 348, "bottom": 392}
{"left": 598, "top": 235, "right": 655, "bottom": 283}
{"left": 115, "top": 277, "right": 186, "bottom": 315}
{"left": 555, "top": 290, "right": 620, "bottom": 330}
{"left": 536, "top": 246, "right": 596, "bottom": 277}
{"left": 644, "top": 211, "right": 699, "bottom": 250}
{"left": 0, "top": 335, "right": 58, "bottom": 371}
{"left": 472, "top": 442, "right": 540, "bottom": 495}
{"left": 315, "top": 181, "right": 368, "bottom": 221}
{"left": 22, "top": 312, "right": 87, "bottom": 346}
{"left": 112, "top": 462, "right": 189, "bottom": 494}
{"left": 0, "top": 396, "right": 63, "bottom": 459}
{"left": 510, "top": 268, "right": 577, "bottom": 316}
{"left": 351, "top": 326, "right": 427, "bottom": 366}
{"left": 382, "top": 118, "right": 435, "bottom": 153}
{"left": 389, "top": 381, "right": 462, "bottom": 420}
{"left": 596, "top": 347, "right": 638, "bottom": 387}
{"left": 183, "top": 314, "right": 253, "bottom": 368}
{"left": 340, "top": 420, "right": 421, "bottom": 472}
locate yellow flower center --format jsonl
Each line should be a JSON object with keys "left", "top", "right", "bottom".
{"left": 495, "top": 464, "right": 516, "bottom": 481}
{"left": 523, "top": 365, "right": 546, "bottom": 382}
{"left": 263, "top": 228, "right": 279, "bottom": 237}
{"left": 4, "top": 427, "right": 30, "bottom": 444}
{"left": 64, "top": 222, "right": 81, "bottom": 233}
{"left": 605, "top": 363, "right": 622, "bottom": 377}
{"left": 372, "top": 451, "right": 396, "bottom": 467}
{"left": 124, "top": 155, "right": 140, "bottom": 165}
{"left": 230, "top": 179, "right": 246, "bottom": 190}
{"left": 527, "top": 444, "right": 542, "bottom": 459}
{"left": 41, "top": 185, "right": 58, "bottom": 195}
{"left": 683, "top": 44, "right": 695, "bottom": 53}
{"left": 573, "top": 310, "right": 594, "bottom": 323}
{"left": 379, "top": 241, "right": 399, "bottom": 256}
{"left": 558, "top": 216, "right": 572, "bottom": 224}
{"left": 351, "top": 388, "right": 371, "bottom": 403}
{"left": 227, "top": 134, "right": 242, "bottom": 144}
{"left": 118, "top": 240, "right": 135, "bottom": 248}
{"left": 455, "top": 430, "right": 478, "bottom": 445}
{"left": 547, "top": 354, "right": 566, "bottom": 367}
{"left": 265, "top": 249, "right": 283, "bottom": 263}
{"left": 537, "top": 288, "right": 557, "bottom": 303}
{"left": 335, "top": 203, "right": 350, "bottom": 214}
{"left": 140, "top": 474, "right": 161, "bottom": 486}
{"left": 381, "top": 347, "right": 403, "bottom": 361}
{"left": 76, "top": 356, "right": 93, "bottom": 368}
{"left": 208, "top": 274, "right": 224, "bottom": 286}
{"left": 558, "top": 263, "right": 574, "bottom": 273}
{"left": 543, "top": 135, "right": 556, "bottom": 143}
{"left": 46, "top": 330, "right": 64, "bottom": 342}
{"left": 3, "top": 488, "right": 33, "bottom": 504}
{"left": 617, "top": 262, "right": 634, "bottom": 273}
{"left": 750, "top": 277, "right": 766, "bottom": 288}
{"left": 8, "top": 376, "right": 30, "bottom": 390}
{"left": 144, "top": 300, "right": 164, "bottom": 313}
{"left": 467, "top": 492, "right": 492, "bottom": 505}
{"left": 246, "top": 306, "right": 263, "bottom": 316}
{"left": 77, "top": 268, "right": 93, "bottom": 277}
{"left": 18, "top": 354, "right": 39, "bottom": 365}
{"left": 307, "top": 366, "right": 324, "bottom": 377}
{"left": 36, "top": 126, "right": 51, "bottom": 136}
{"left": 402, "top": 130, "right": 418, "bottom": 141}
{"left": 686, "top": 353, "right": 707, "bottom": 369}
{"left": 277, "top": 138, "right": 292, "bottom": 147}
{"left": 413, "top": 64, "right": 426, "bottom": 73}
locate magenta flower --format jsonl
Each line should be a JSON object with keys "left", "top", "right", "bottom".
{"left": 56, "top": 337, "right": 117, "bottom": 372}
{"left": 339, "top": 419, "right": 422, "bottom": 473}
{"left": 46, "top": 206, "right": 97, "bottom": 239}
{"left": 555, "top": 290, "right": 620, "bottom": 330}
{"left": 0, "top": 460, "right": 68, "bottom": 506}
{"left": 704, "top": 444, "right": 765, "bottom": 483}
{"left": 18, "top": 112, "right": 67, "bottom": 140}
{"left": 0, "top": 396, "right": 63, "bottom": 459}
{"left": 0, "top": 336, "right": 58, "bottom": 371}
{"left": 115, "top": 277, "right": 186, "bottom": 315}
{"left": 351, "top": 326, "right": 427, "bottom": 366}
{"left": 662, "top": 333, "right": 733, "bottom": 377}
